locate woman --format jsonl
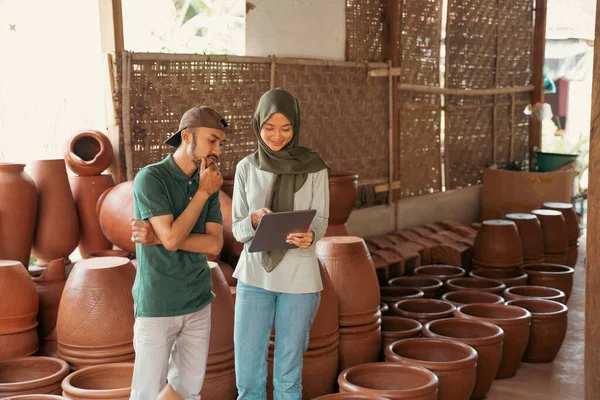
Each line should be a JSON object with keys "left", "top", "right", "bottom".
{"left": 232, "top": 88, "right": 330, "bottom": 400}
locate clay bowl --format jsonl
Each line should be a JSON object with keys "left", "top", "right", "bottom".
{"left": 543, "top": 202, "right": 579, "bottom": 245}
{"left": 472, "top": 220, "right": 523, "bottom": 268}
{"left": 531, "top": 210, "right": 569, "bottom": 253}
{"left": 470, "top": 269, "right": 528, "bottom": 288}
{"left": 503, "top": 285, "right": 566, "bottom": 304}
{"left": 520, "top": 263, "right": 575, "bottom": 302}
{"left": 414, "top": 265, "right": 466, "bottom": 282}
{"left": 338, "top": 362, "right": 439, "bottom": 400}
{"left": 0, "top": 357, "right": 69, "bottom": 397}
{"left": 61, "top": 363, "right": 133, "bottom": 400}
{"left": 314, "top": 393, "right": 387, "bottom": 400}
{"left": 392, "top": 299, "right": 455, "bottom": 325}
{"left": 444, "top": 277, "right": 506, "bottom": 295}
{"left": 380, "top": 287, "right": 424, "bottom": 307}
{"left": 381, "top": 317, "right": 422, "bottom": 358}
{"left": 505, "top": 213, "right": 545, "bottom": 259}
{"left": 423, "top": 318, "right": 504, "bottom": 400}
{"left": 388, "top": 277, "right": 443, "bottom": 299}
{"left": 455, "top": 304, "right": 531, "bottom": 379}
{"left": 441, "top": 290, "right": 505, "bottom": 308}
{"left": 385, "top": 338, "right": 477, "bottom": 400}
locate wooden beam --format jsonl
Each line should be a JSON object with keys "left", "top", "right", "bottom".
{"left": 585, "top": 1, "right": 600, "bottom": 397}
{"left": 399, "top": 83, "right": 534, "bottom": 96}
{"left": 529, "top": 0, "right": 547, "bottom": 167}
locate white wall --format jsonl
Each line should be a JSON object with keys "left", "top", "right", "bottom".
{"left": 245, "top": 0, "right": 346, "bottom": 60}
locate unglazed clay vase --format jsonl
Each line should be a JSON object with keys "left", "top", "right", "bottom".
{"left": 338, "top": 362, "right": 438, "bottom": 400}
{"left": 470, "top": 268, "right": 528, "bottom": 288}
{"left": 531, "top": 209, "right": 569, "bottom": 254}
{"left": 388, "top": 277, "right": 443, "bottom": 299}
{"left": 339, "top": 320, "right": 382, "bottom": 371}
{"left": 0, "top": 357, "right": 69, "bottom": 396}
{"left": 521, "top": 263, "right": 575, "bottom": 302}
{"left": 64, "top": 130, "right": 113, "bottom": 176}
{"left": 423, "top": 318, "right": 504, "bottom": 400}
{"left": 444, "top": 277, "right": 506, "bottom": 295}
{"left": 0, "top": 260, "right": 39, "bottom": 360}
{"left": 219, "top": 190, "right": 243, "bottom": 261}
{"left": 543, "top": 202, "right": 579, "bottom": 245}
{"left": 414, "top": 265, "right": 465, "bottom": 282}
{"left": 472, "top": 220, "right": 523, "bottom": 268}
{"left": 0, "top": 163, "right": 38, "bottom": 268}
{"left": 31, "top": 259, "right": 66, "bottom": 349}
{"left": 505, "top": 299, "right": 568, "bottom": 363}
{"left": 328, "top": 173, "right": 358, "bottom": 226}
{"left": 505, "top": 213, "right": 545, "bottom": 261}
{"left": 96, "top": 181, "right": 135, "bottom": 254}
{"left": 28, "top": 160, "right": 80, "bottom": 266}
{"left": 567, "top": 245, "right": 579, "bottom": 268}
{"left": 157, "top": 384, "right": 183, "bottom": 400}
{"left": 392, "top": 299, "right": 455, "bottom": 325}
{"left": 381, "top": 317, "right": 422, "bottom": 359}
{"left": 440, "top": 290, "right": 504, "bottom": 308}
{"left": 314, "top": 393, "right": 386, "bottom": 399}
{"left": 503, "top": 285, "right": 566, "bottom": 304}
{"left": 455, "top": 304, "right": 531, "bottom": 379}
{"left": 69, "top": 174, "right": 115, "bottom": 258}
{"left": 61, "top": 363, "right": 133, "bottom": 399}
{"left": 380, "top": 287, "right": 424, "bottom": 308}
{"left": 57, "top": 257, "right": 135, "bottom": 369}
{"left": 385, "top": 338, "right": 477, "bottom": 400}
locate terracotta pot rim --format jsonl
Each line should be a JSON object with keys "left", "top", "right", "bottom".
{"left": 381, "top": 316, "right": 423, "bottom": 336}
{"left": 472, "top": 258, "right": 524, "bottom": 268}
{"left": 470, "top": 269, "right": 528, "bottom": 281}
{"left": 0, "top": 356, "right": 69, "bottom": 391}
{"left": 5, "top": 396, "right": 68, "bottom": 399}
{"left": 0, "top": 162, "right": 26, "bottom": 171}
{"left": 504, "top": 299, "right": 568, "bottom": 317}
{"left": 423, "top": 318, "right": 504, "bottom": 344}
{"left": 393, "top": 299, "right": 455, "bottom": 317}
{"left": 385, "top": 338, "right": 478, "bottom": 371}
{"left": 329, "top": 172, "right": 359, "bottom": 180}
{"left": 68, "top": 130, "right": 106, "bottom": 165}
{"left": 61, "top": 362, "right": 133, "bottom": 398}
{"left": 503, "top": 285, "right": 566, "bottom": 300}
{"left": 505, "top": 212, "right": 538, "bottom": 220}
{"left": 521, "top": 263, "right": 575, "bottom": 275}
{"left": 414, "top": 265, "right": 466, "bottom": 278}
{"left": 441, "top": 290, "right": 505, "bottom": 305}
{"left": 445, "top": 277, "right": 507, "bottom": 292}
{"left": 455, "top": 304, "right": 532, "bottom": 324}
{"left": 388, "top": 276, "right": 443, "bottom": 290}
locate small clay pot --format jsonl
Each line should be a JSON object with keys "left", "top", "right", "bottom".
{"left": 455, "top": 304, "right": 531, "bottom": 379}
{"left": 380, "top": 287, "right": 424, "bottom": 307}
{"left": 64, "top": 130, "right": 113, "bottom": 176}
{"left": 531, "top": 209, "right": 569, "bottom": 253}
{"left": 470, "top": 269, "right": 528, "bottom": 288}
{"left": 381, "top": 317, "right": 422, "bottom": 358}
{"left": 444, "top": 277, "right": 506, "bottom": 295}
{"left": 543, "top": 202, "right": 579, "bottom": 245}
{"left": 414, "top": 265, "right": 466, "bottom": 282}
{"left": 338, "top": 362, "right": 438, "bottom": 400}
{"left": 388, "top": 276, "right": 443, "bottom": 299}
{"left": 385, "top": 338, "right": 477, "bottom": 400}
{"left": 87, "top": 249, "right": 131, "bottom": 258}
{"left": 505, "top": 213, "right": 545, "bottom": 260}
{"left": 61, "top": 363, "right": 133, "bottom": 399}
{"left": 314, "top": 393, "right": 386, "bottom": 400}
{"left": 505, "top": 299, "right": 568, "bottom": 363}
{"left": 521, "top": 263, "right": 574, "bottom": 301}
{"left": 329, "top": 173, "right": 359, "bottom": 226}
{"left": 503, "top": 285, "right": 566, "bottom": 304}
{"left": 472, "top": 220, "right": 523, "bottom": 268}
{"left": 392, "top": 299, "right": 455, "bottom": 325}
{"left": 440, "top": 290, "right": 505, "bottom": 308}
{"left": 423, "top": 318, "right": 504, "bottom": 400}
{"left": 0, "top": 357, "right": 69, "bottom": 397}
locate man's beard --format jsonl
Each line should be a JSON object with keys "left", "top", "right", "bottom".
{"left": 190, "top": 132, "right": 217, "bottom": 169}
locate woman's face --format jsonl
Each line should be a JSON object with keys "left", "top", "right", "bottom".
{"left": 260, "top": 113, "right": 293, "bottom": 152}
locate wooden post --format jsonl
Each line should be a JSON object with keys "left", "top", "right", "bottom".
{"left": 98, "top": 0, "right": 125, "bottom": 182}
{"left": 529, "top": 0, "right": 547, "bottom": 167}
{"left": 584, "top": 1, "right": 600, "bottom": 397}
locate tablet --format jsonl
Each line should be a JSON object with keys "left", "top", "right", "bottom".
{"left": 248, "top": 209, "right": 317, "bottom": 253}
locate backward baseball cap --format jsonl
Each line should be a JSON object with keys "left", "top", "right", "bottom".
{"left": 164, "top": 106, "right": 228, "bottom": 147}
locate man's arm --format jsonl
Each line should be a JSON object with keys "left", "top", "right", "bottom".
{"left": 177, "top": 222, "right": 223, "bottom": 255}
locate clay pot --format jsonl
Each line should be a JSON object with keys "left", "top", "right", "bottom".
{"left": 505, "top": 213, "right": 545, "bottom": 261}
{"left": 380, "top": 302, "right": 390, "bottom": 316}
{"left": 314, "top": 393, "right": 386, "bottom": 399}
{"left": 392, "top": 299, "right": 455, "bottom": 325}
{"left": 219, "top": 190, "right": 243, "bottom": 262}
{"left": 28, "top": 160, "right": 79, "bottom": 266}
{"left": 531, "top": 209, "right": 569, "bottom": 253}
{"left": 381, "top": 317, "right": 422, "bottom": 358}
{"left": 380, "top": 287, "right": 424, "bottom": 308}
{"left": 0, "top": 163, "right": 38, "bottom": 268}
{"left": 543, "top": 202, "right": 579, "bottom": 245}
{"left": 221, "top": 177, "right": 234, "bottom": 198}
{"left": 440, "top": 290, "right": 505, "bottom": 308}
{"left": 0, "top": 260, "right": 39, "bottom": 360}
{"left": 388, "top": 277, "right": 443, "bottom": 299}
{"left": 57, "top": 257, "right": 135, "bottom": 369}
{"left": 505, "top": 299, "right": 568, "bottom": 363}
{"left": 339, "top": 320, "right": 382, "bottom": 371}
{"left": 87, "top": 249, "right": 131, "bottom": 258}
{"left": 338, "top": 362, "right": 439, "bottom": 400}
{"left": 503, "top": 285, "right": 566, "bottom": 304}
{"left": 64, "top": 130, "right": 113, "bottom": 176}
{"left": 444, "top": 277, "right": 506, "bottom": 295}
{"left": 455, "top": 304, "right": 531, "bottom": 379}
{"left": 543, "top": 252, "right": 569, "bottom": 265}
{"left": 414, "top": 265, "right": 465, "bottom": 282}
{"left": 385, "top": 338, "right": 477, "bottom": 400}
{"left": 96, "top": 181, "right": 135, "bottom": 254}
{"left": 0, "top": 357, "right": 69, "bottom": 396}
{"left": 61, "top": 363, "right": 133, "bottom": 399}
{"left": 521, "top": 263, "right": 574, "bottom": 301}
{"left": 329, "top": 173, "right": 358, "bottom": 225}
{"left": 31, "top": 259, "right": 66, "bottom": 346}
{"left": 309, "top": 264, "right": 340, "bottom": 349}
{"left": 325, "top": 224, "right": 351, "bottom": 237}
{"left": 69, "top": 174, "right": 115, "bottom": 258}
{"left": 567, "top": 244, "right": 579, "bottom": 268}
{"left": 470, "top": 268, "right": 528, "bottom": 288}
{"left": 157, "top": 384, "right": 183, "bottom": 400}
{"left": 423, "top": 318, "right": 504, "bottom": 400}
{"left": 472, "top": 220, "right": 523, "bottom": 268}
{"left": 317, "top": 237, "right": 380, "bottom": 327}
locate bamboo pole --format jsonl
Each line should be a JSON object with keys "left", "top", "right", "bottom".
{"left": 509, "top": 93, "right": 516, "bottom": 162}
{"left": 399, "top": 83, "right": 534, "bottom": 96}
{"left": 529, "top": 0, "right": 548, "bottom": 166}
{"left": 270, "top": 55, "right": 276, "bottom": 89}
{"left": 400, "top": 99, "right": 529, "bottom": 112}
{"left": 122, "top": 52, "right": 134, "bottom": 182}
{"left": 492, "top": 0, "right": 501, "bottom": 166}
{"left": 388, "top": 60, "right": 395, "bottom": 206}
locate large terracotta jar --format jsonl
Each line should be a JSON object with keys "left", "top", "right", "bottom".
{"left": 521, "top": 263, "right": 575, "bottom": 302}
{"left": 380, "top": 317, "right": 422, "bottom": 359}
{"left": 219, "top": 190, "right": 243, "bottom": 263}
{"left": 325, "top": 173, "right": 358, "bottom": 237}
{"left": 505, "top": 213, "right": 545, "bottom": 262}
{"left": 503, "top": 285, "right": 566, "bottom": 304}
{"left": 505, "top": 299, "right": 568, "bottom": 363}
{"left": 423, "top": 318, "right": 504, "bottom": 400}
{"left": 391, "top": 299, "right": 455, "bottom": 325}
{"left": 0, "top": 260, "right": 39, "bottom": 360}
{"left": 28, "top": 160, "right": 79, "bottom": 266}
{"left": 31, "top": 258, "right": 66, "bottom": 352}
{"left": 455, "top": 304, "right": 531, "bottom": 379}
{"left": 531, "top": 209, "right": 569, "bottom": 254}
{"left": 96, "top": 181, "right": 135, "bottom": 254}
{"left": 338, "top": 362, "right": 438, "bottom": 400}
{"left": 385, "top": 338, "right": 477, "bottom": 400}
{"left": 69, "top": 174, "right": 115, "bottom": 258}
{"left": 0, "top": 163, "right": 38, "bottom": 268}
{"left": 440, "top": 290, "right": 504, "bottom": 308}
{"left": 57, "top": 257, "right": 135, "bottom": 369}
{"left": 61, "top": 363, "right": 133, "bottom": 400}
{"left": 0, "top": 357, "right": 69, "bottom": 396}
{"left": 64, "top": 130, "right": 113, "bottom": 176}
{"left": 542, "top": 202, "right": 579, "bottom": 245}
{"left": 472, "top": 220, "right": 523, "bottom": 268}
{"left": 470, "top": 269, "right": 528, "bottom": 288}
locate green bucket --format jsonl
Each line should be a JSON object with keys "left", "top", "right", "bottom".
{"left": 535, "top": 151, "right": 578, "bottom": 172}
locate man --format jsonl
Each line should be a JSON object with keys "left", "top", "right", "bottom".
{"left": 129, "top": 106, "right": 227, "bottom": 400}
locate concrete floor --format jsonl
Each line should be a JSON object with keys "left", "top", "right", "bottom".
{"left": 485, "top": 240, "right": 585, "bottom": 399}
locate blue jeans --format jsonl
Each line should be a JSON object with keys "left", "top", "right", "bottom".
{"left": 234, "top": 280, "right": 321, "bottom": 400}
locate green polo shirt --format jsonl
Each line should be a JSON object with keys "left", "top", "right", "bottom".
{"left": 132, "top": 154, "right": 222, "bottom": 318}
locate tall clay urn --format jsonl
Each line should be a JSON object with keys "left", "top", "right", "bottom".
{"left": 325, "top": 173, "right": 358, "bottom": 236}
{"left": 97, "top": 181, "right": 136, "bottom": 254}
{"left": 64, "top": 130, "right": 113, "bottom": 176}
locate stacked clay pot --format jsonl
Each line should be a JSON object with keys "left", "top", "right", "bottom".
{"left": 505, "top": 213, "right": 545, "bottom": 264}
{"left": 543, "top": 202, "right": 580, "bottom": 267}
{"left": 0, "top": 357, "right": 69, "bottom": 397}
{"left": 325, "top": 173, "right": 359, "bottom": 237}
{"left": 317, "top": 237, "right": 381, "bottom": 371}
{"left": 380, "top": 317, "right": 422, "bottom": 360}
{"left": 61, "top": 362, "right": 133, "bottom": 399}
{"left": 531, "top": 209, "right": 569, "bottom": 265}
{"left": 472, "top": 220, "right": 523, "bottom": 270}
{"left": 57, "top": 257, "right": 136, "bottom": 369}
{"left": 503, "top": 285, "right": 566, "bottom": 304}
{"left": 380, "top": 287, "right": 423, "bottom": 309}
{"left": 520, "top": 263, "right": 575, "bottom": 302}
